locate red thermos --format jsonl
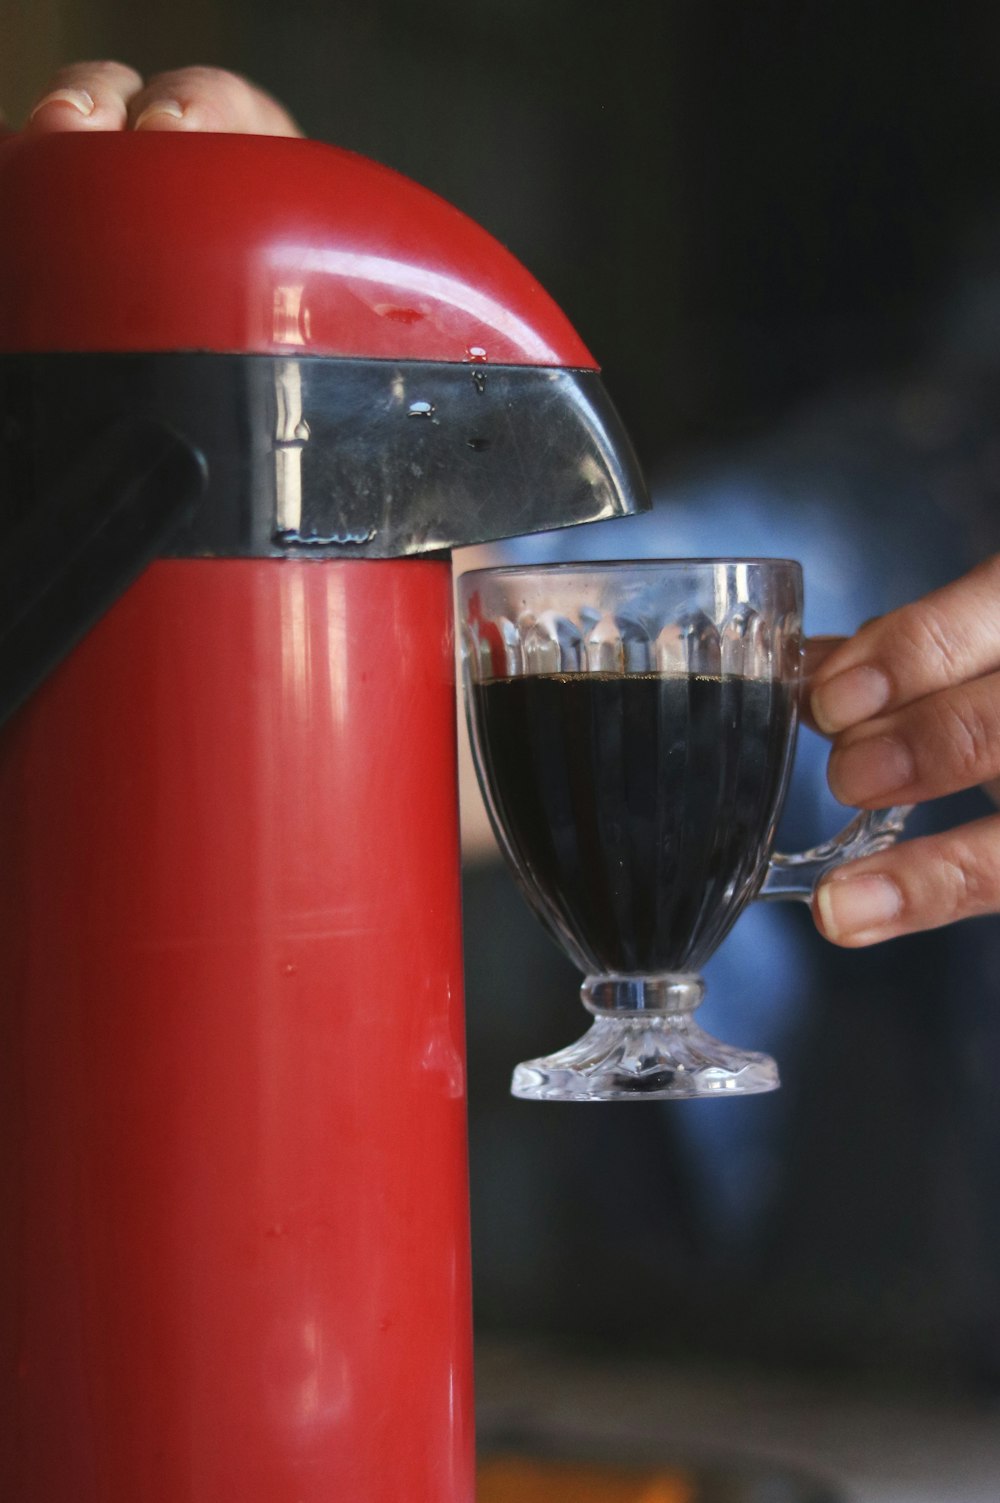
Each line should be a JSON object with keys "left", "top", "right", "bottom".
{"left": 0, "top": 132, "right": 645, "bottom": 1501}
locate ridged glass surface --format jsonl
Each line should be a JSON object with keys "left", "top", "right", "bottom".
{"left": 471, "top": 668, "right": 795, "bottom": 975}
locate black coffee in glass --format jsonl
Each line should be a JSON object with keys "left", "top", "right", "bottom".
{"left": 471, "top": 670, "right": 795, "bottom": 976}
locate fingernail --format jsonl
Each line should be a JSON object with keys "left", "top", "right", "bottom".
{"left": 30, "top": 88, "right": 95, "bottom": 119}
{"left": 812, "top": 666, "right": 891, "bottom": 734}
{"left": 816, "top": 872, "right": 903, "bottom": 943}
{"left": 829, "top": 735, "right": 914, "bottom": 803}
{"left": 134, "top": 100, "right": 185, "bottom": 128}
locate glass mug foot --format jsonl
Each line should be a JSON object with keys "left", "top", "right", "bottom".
{"left": 511, "top": 975, "right": 780, "bottom": 1102}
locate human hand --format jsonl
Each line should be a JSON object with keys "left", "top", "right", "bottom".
{"left": 15, "top": 61, "right": 301, "bottom": 137}
{"left": 807, "top": 554, "right": 1000, "bottom": 946}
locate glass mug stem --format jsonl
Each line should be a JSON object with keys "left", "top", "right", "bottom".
{"left": 582, "top": 974, "right": 705, "bottom": 1015}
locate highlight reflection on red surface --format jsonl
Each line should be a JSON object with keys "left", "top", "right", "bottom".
{"left": 0, "top": 558, "right": 473, "bottom": 1502}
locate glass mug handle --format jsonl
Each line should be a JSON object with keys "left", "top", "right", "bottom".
{"left": 758, "top": 637, "right": 914, "bottom": 901}
{"left": 760, "top": 804, "right": 913, "bottom": 901}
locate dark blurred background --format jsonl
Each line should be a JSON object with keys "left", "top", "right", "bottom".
{"left": 5, "top": 0, "right": 1000, "bottom": 1416}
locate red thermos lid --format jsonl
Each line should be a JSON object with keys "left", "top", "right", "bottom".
{"left": 0, "top": 131, "right": 648, "bottom": 726}
{"left": 0, "top": 131, "right": 595, "bottom": 366}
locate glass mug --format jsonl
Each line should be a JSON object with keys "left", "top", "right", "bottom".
{"left": 459, "top": 559, "right": 910, "bottom": 1102}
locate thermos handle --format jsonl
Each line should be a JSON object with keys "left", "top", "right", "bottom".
{"left": 0, "top": 418, "right": 206, "bottom": 728}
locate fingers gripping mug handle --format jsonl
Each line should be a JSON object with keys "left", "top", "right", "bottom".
{"left": 759, "top": 805, "right": 913, "bottom": 903}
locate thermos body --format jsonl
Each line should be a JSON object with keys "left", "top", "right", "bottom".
{"left": 0, "top": 558, "right": 474, "bottom": 1501}
{"left": 0, "top": 129, "right": 646, "bottom": 1499}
